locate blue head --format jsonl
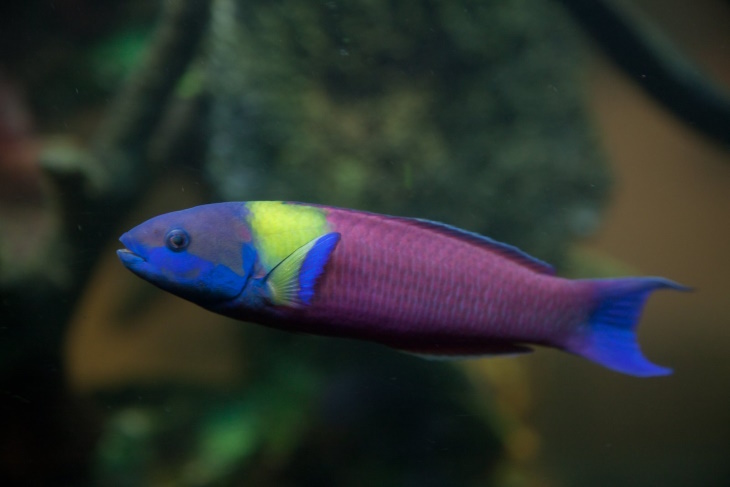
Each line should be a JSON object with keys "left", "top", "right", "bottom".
{"left": 117, "top": 203, "right": 257, "bottom": 305}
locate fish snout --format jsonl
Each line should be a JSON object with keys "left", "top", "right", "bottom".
{"left": 117, "top": 232, "right": 146, "bottom": 267}
{"left": 116, "top": 248, "right": 144, "bottom": 266}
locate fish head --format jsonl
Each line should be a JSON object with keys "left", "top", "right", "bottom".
{"left": 117, "top": 203, "right": 256, "bottom": 305}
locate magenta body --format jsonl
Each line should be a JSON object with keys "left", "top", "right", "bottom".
{"left": 225, "top": 207, "right": 590, "bottom": 355}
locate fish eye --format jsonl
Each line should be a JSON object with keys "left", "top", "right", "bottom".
{"left": 165, "top": 229, "right": 190, "bottom": 251}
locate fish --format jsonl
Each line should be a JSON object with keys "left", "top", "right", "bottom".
{"left": 117, "top": 201, "right": 688, "bottom": 377}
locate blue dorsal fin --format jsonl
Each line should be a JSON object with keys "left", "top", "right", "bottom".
{"left": 404, "top": 217, "right": 555, "bottom": 275}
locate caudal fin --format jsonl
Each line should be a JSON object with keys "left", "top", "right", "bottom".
{"left": 564, "top": 277, "right": 689, "bottom": 377}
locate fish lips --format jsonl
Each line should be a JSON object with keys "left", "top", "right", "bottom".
{"left": 117, "top": 233, "right": 146, "bottom": 269}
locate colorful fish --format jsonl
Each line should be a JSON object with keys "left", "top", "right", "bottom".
{"left": 117, "top": 201, "right": 687, "bottom": 377}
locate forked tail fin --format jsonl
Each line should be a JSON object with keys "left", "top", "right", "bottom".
{"left": 564, "top": 277, "right": 689, "bottom": 377}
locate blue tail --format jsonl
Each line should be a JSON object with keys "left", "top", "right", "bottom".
{"left": 565, "top": 277, "right": 689, "bottom": 377}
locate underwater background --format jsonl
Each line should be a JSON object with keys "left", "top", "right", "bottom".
{"left": 1, "top": 0, "right": 728, "bottom": 485}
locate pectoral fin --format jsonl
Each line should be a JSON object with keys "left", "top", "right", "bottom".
{"left": 266, "top": 232, "right": 341, "bottom": 307}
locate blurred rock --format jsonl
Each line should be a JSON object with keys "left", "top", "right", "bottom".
{"left": 206, "top": 0, "right": 610, "bottom": 266}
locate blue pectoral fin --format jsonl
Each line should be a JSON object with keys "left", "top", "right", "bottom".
{"left": 566, "top": 277, "right": 690, "bottom": 377}
{"left": 266, "top": 232, "right": 341, "bottom": 306}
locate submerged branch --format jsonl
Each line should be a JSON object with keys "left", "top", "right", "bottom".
{"left": 13, "top": 0, "right": 214, "bottom": 360}
{"left": 41, "top": 0, "right": 212, "bottom": 202}
{"left": 91, "top": 0, "right": 211, "bottom": 198}
{"left": 558, "top": 0, "right": 730, "bottom": 149}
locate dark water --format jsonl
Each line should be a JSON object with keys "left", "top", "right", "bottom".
{"left": 1, "top": 0, "right": 728, "bottom": 485}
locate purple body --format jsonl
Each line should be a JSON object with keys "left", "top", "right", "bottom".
{"left": 227, "top": 208, "right": 587, "bottom": 355}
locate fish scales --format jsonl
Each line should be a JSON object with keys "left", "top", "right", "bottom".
{"left": 263, "top": 207, "right": 589, "bottom": 352}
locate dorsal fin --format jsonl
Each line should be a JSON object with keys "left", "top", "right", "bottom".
{"left": 292, "top": 203, "right": 555, "bottom": 275}
{"left": 402, "top": 217, "right": 555, "bottom": 275}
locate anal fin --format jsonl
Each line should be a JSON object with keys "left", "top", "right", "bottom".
{"left": 401, "top": 343, "right": 533, "bottom": 361}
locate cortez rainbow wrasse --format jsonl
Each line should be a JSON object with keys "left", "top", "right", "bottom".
{"left": 117, "top": 201, "right": 687, "bottom": 377}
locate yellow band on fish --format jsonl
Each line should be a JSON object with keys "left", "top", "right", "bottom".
{"left": 245, "top": 201, "right": 330, "bottom": 271}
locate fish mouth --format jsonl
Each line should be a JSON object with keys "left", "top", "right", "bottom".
{"left": 117, "top": 232, "right": 145, "bottom": 266}
{"left": 117, "top": 248, "right": 145, "bottom": 265}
